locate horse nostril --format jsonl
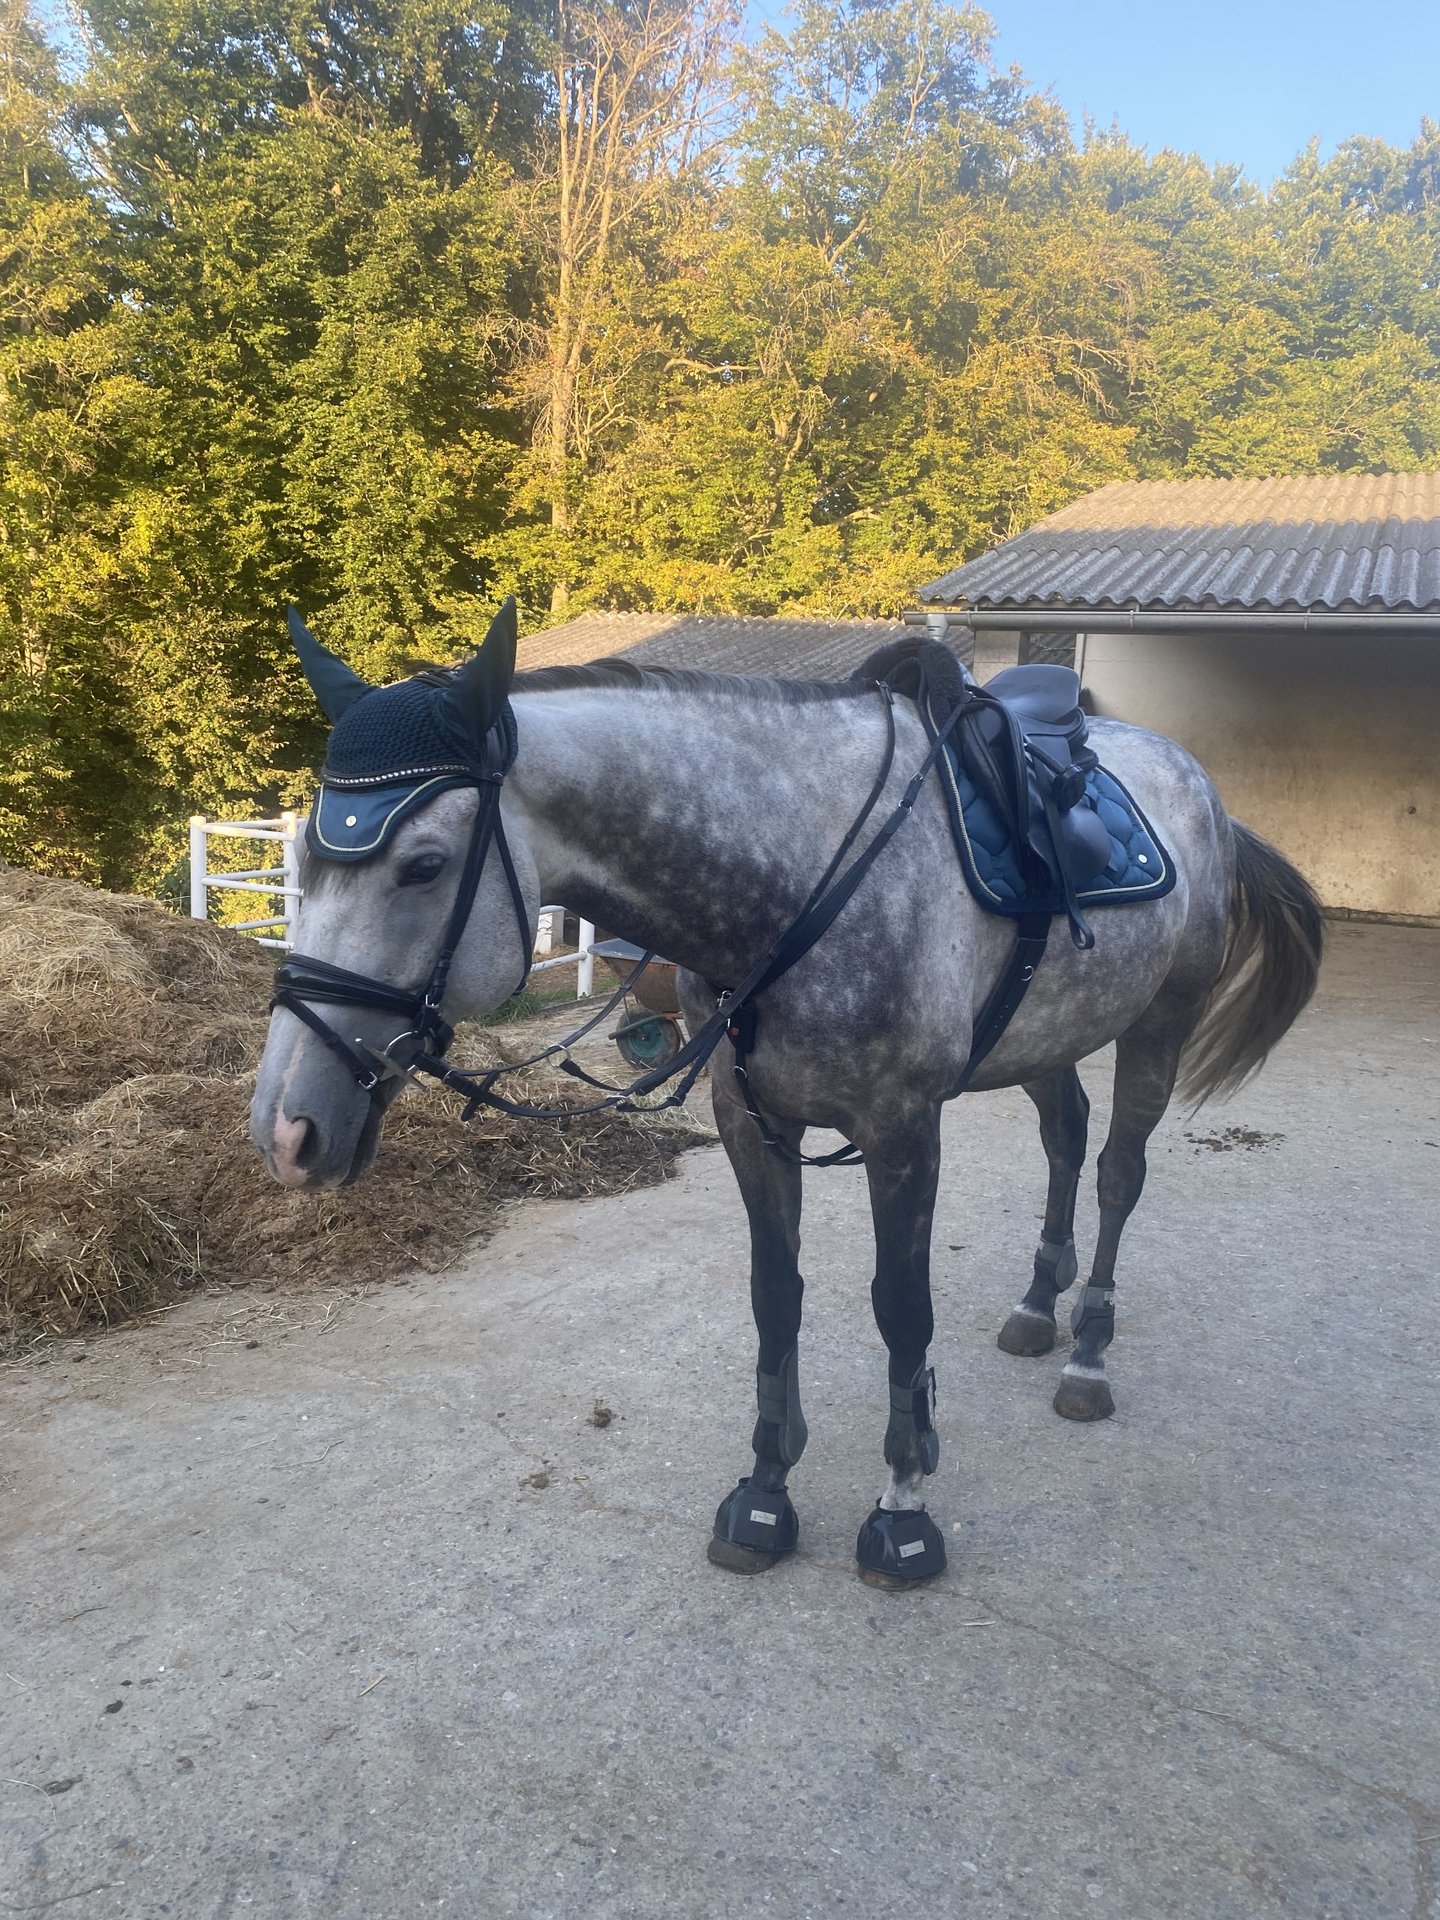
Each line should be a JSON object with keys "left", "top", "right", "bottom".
{"left": 271, "top": 1109, "right": 319, "bottom": 1185}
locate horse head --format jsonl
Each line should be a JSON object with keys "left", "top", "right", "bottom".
{"left": 249, "top": 601, "right": 535, "bottom": 1187}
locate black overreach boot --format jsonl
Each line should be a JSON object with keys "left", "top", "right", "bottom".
{"left": 708, "top": 1479, "right": 800, "bottom": 1572}
{"left": 855, "top": 1506, "right": 947, "bottom": 1584}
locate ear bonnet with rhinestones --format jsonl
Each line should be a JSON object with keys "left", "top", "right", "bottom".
{"left": 289, "top": 601, "right": 518, "bottom": 862}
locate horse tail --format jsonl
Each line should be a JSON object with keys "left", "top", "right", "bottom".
{"left": 1177, "top": 819, "right": 1324, "bottom": 1107}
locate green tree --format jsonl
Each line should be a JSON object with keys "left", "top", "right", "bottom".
{"left": 489, "top": 0, "right": 739, "bottom": 616}
{"left": 1, "top": 0, "right": 533, "bottom": 886}
{"left": 547, "top": 0, "right": 1136, "bottom": 612}
{"left": 0, "top": 0, "right": 140, "bottom": 880}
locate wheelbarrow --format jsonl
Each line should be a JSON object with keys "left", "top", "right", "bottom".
{"left": 590, "top": 938, "right": 686, "bottom": 1071}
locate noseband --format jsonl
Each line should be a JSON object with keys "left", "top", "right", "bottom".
{"left": 271, "top": 709, "right": 531, "bottom": 1094}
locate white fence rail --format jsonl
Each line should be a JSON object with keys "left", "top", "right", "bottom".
{"left": 189, "top": 813, "right": 597, "bottom": 993}
{"left": 529, "top": 905, "right": 596, "bottom": 997}
{"left": 189, "top": 813, "right": 301, "bottom": 948}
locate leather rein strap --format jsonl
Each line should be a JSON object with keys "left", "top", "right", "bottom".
{"left": 271, "top": 681, "right": 1050, "bottom": 1167}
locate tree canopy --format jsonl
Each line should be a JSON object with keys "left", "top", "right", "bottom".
{"left": 3, "top": 0, "right": 1438, "bottom": 887}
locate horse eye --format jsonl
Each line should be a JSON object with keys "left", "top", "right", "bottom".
{"left": 398, "top": 853, "right": 445, "bottom": 887}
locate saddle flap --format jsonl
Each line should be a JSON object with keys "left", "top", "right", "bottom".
{"left": 1047, "top": 792, "right": 1114, "bottom": 889}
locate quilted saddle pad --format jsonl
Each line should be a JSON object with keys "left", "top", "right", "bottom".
{"left": 935, "top": 737, "right": 1178, "bottom": 921}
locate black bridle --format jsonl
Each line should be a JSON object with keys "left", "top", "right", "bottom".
{"left": 272, "top": 713, "right": 531, "bottom": 1096}
{"left": 271, "top": 681, "right": 1045, "bottom": 1166}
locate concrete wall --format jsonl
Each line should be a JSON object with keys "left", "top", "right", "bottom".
{"left": 1077, "top": 629, "right": 1440, "bottom": 919}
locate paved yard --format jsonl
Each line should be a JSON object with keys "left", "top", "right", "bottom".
{"left": 2, "top": 921, "right": 1437, "bottom": 1920}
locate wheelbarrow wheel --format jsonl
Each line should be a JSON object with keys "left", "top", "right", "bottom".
{"left": 614, "top": 1012, "right": 683, "bottom": 1071}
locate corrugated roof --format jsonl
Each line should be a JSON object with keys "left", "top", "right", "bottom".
{"left": 517, "top": 611, "right": 905, "bottom": 680}
{"left": 920, "top": 472, "right": 1440, "bottom": 614}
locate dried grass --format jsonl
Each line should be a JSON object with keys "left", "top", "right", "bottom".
{"left": 0, "top": 868, "right": 271, "bottom": 1111}
{"left": 0, "top": 867, "right": 707, "bottom": 1353}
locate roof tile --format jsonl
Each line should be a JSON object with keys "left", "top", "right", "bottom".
{"left": 920, "top": 472, "right": 1440, "bottom": 614}
{"left": 517, "top": 611, "right": 905, "bottom": 681}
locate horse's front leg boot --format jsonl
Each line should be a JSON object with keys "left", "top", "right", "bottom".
{"left": 856, "top": 1505, "right": 947, "bottom": 1589}
{"left": 998, "top": 1234, "right": 1078, "bottom": 1357}
{"left": 753, "top": 1346, "right": 807, "bottom": 1468}
{"left": 883, "top": 1363, "right": 940, "bottom": 1479}
{"left": 707, "top": 1478, "right": 799, "bottom": 1574}
{"left": 875, "top": 1363, "right": 941, "bottom": 1532}
{"left": 1054, "top": 1282, "right": 1116, "bottom": 1421}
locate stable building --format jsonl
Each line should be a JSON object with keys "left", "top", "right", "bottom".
{"left": 914, "top": 472, "right": 1440, "bottom": 922}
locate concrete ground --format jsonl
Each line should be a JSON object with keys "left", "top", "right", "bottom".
{"left": 2, "top": 921, "right": 1437, "bottom": 1920}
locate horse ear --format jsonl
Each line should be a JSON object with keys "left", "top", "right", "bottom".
{"left": 287, "top": 607, "right": 372, "bottom": 722}
{"left": 449, "top": 596, "right": 518, "bottom": 738}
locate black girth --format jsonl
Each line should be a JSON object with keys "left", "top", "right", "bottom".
{"left": 273, "top": 683, "right": 1052, "bottom": 1167}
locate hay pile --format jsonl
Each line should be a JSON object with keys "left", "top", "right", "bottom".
{"left": 1, "top": 867, "right": 706, "bottom": 1352}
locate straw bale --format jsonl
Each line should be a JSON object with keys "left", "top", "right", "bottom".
{"left": 1, "top": 868, "right": 705, "bottom": 1352}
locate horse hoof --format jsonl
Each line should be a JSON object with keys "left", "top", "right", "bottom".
{"left": 708, "top": 1478, "right": 798, "bottom": 1574}
{"left": 855, "top": 1505, "right": 946, "bottom": 1587}
{"left": 858, "top": 1562, "right": 951, "bottom": 1592}
{"left": 706, "top": 1535, "right": 785, "bottom": 1575}
{"left": 997, "top": 1308, "right": 1057, "bottom": 1357}
{"left": 1053, "top": 1372, "right": 1115, "bottom": 1422}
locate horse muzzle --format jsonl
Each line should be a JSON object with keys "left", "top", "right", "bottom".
{"left": 250, "top": 1009, "right": 404, "bottom": 1188}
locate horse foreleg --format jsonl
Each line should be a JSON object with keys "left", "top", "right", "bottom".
{"left": 998, "top": 1066, "right": 1090, "bottom": 1357}
{"left": 1054, "top": 1000, "right": 1194, "bottom": 1422}
{"left": 706, "top": 1088, "right": 808, "bottom": 1574}
{"left": 854, "top": 1107, "right": 948, "bottom": 1587}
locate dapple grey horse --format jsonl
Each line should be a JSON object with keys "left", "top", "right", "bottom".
{"left": 251, "top": 620, "right": 1321, "bottom": 1580}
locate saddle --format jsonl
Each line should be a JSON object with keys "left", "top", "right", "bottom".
{"left": 858, "top": 641, "right": 1116, "bottom": 948}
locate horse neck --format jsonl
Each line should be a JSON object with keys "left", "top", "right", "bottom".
{"left": 506, "top": 678, "right": 900, "bottom": 982}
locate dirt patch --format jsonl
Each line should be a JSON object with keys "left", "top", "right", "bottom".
{"left": 1183, "top": 1125, "right": 1285, "bottom": 1153}
{"left": 1, "top": 867, "right": 708, "bottom": 1354}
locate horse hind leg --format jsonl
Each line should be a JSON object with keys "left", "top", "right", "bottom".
{"left": 1053, "top": 997, "right": 1197, "bottom": 1423}
{"left": 998, "top": 1066, "right": 1089, "bottom": 1358}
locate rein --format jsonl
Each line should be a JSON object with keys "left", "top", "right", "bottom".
{"left": 273, "top": 678, "right": 1029, "bottom": 1166}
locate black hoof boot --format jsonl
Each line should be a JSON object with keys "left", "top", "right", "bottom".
{"left": 1053, "top": 1370, "right": 1116, "bottom": 1422}
{"left": 855, "top": 1505, "right": 947, "bottom": 1590}
{"left": 706, "top": 1478, "right": 799, "bottom": 1574}
{"left": 997, "top": 1307, "right": 1057, "bottom": 1357}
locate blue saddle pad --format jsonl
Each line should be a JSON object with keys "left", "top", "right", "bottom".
{"left": 936, "top": 739, "right": 1177, "bottom": 920}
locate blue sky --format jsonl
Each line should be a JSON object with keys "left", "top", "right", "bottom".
{"left": 753, "top": 1, "right": 1440, "bottom": 184}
